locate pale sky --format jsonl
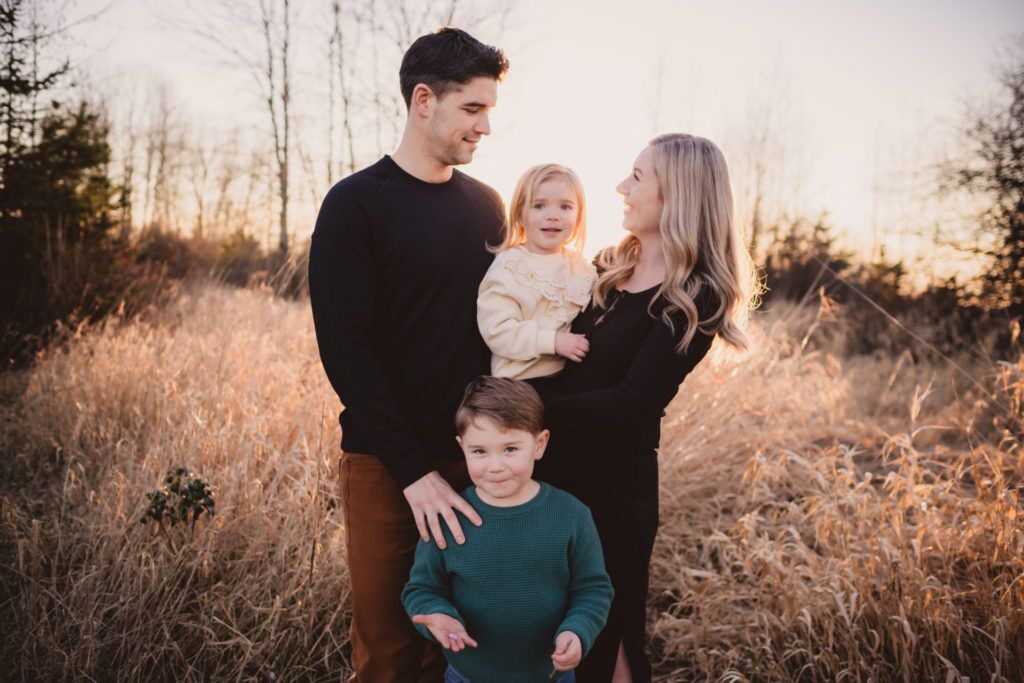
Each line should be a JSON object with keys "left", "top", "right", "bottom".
{"left": 71, "top": 0, "right": 1022, "bottom": 263}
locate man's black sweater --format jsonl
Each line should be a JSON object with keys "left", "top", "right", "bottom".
{"left": 308, "top": 156, "right": 506, "bottom": 489}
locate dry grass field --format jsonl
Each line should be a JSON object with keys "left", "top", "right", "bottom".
{"left": 1, "top": 283, "right": 1021, "bottom": 681}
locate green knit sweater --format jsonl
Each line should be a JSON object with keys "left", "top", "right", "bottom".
{"left": 401, "top": 482, "right": 614, "bottom": 683}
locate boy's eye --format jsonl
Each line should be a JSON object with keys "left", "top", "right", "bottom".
{"left": 505, "top": 447, "right": 519, "bottom": 453}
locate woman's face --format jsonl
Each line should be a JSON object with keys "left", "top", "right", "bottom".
{"left": 616, "top": 145, "right": 663, "bottom": 236}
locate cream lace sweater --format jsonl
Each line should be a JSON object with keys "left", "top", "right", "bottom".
{"left": 477, "top": 246, "right": 597, "bottom": 380}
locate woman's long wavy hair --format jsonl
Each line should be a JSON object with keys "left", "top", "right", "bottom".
{"left": 593, "top": 133, "right": 759, "bottom": 353}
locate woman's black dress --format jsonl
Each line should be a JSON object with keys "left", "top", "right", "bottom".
{"left": 533, "top": 284, "right": 717, "bottom": 682}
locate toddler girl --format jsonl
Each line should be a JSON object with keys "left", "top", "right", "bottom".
{"left": 478, "top": 164, "right": 596, "bottom": 380}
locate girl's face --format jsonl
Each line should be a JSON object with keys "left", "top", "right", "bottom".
{"left": 616, "top": 145, "right": 663, "bottom": 236}
{"left": 520, "top": 178, "right": 580, "bottom": 255}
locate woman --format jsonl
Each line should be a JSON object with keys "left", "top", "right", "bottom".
{"left": 533, "top": 133, "right": 757, "bottom": 682}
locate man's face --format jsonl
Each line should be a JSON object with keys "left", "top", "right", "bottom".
{"left": 424, "top": 76, "right": 497, "bottom": 166}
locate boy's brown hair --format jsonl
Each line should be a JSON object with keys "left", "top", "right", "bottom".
{"left": 455, "top": 376, "right": 545, "bottom": 436}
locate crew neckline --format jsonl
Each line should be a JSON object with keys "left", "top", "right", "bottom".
{"left": 615, "top": 281, "right": 662, "bottom": 295}
{"left": 465, "top": 481, "right": 551, "bottom": 516}
{"left": 382, "top": 154, "right": 459, "bottom": 188}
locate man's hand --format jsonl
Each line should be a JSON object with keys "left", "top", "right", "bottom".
{"left": 403, "top": 471, "right": 483, "bottom": 549}
{"left": 555, "top": 332, "right": 590, "bottom": 363}
{"left": 550, "top": 631, "right": 582, "bottom": 671}
{"left": 411, "top": 613, "right": 478, "bottom": 652}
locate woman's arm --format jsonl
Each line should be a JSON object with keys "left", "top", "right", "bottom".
{"left": 545, "top": 307, "right": 715, "bottom": 435}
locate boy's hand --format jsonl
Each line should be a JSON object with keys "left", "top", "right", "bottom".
{"left": 555, "top": 332, "right": 589, "bottom": 363}
{"left": 411, "top": 613, "right": 478, "bottom": 652}
{"left": 550, "top": 631, "right": 582, "bottom": 671}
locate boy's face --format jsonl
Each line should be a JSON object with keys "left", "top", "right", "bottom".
{"left": 457, "top": 417, "right": 548, "bottom": 506}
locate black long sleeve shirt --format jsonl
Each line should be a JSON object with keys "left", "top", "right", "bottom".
{"left": 308, "top": 156, "right": 506, "bottom": 489}
{"left": 537, "top": 284, "right": 719, "bottom": 454}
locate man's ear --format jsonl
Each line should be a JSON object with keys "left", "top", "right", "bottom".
{"left": 411, "top": 83, "right": 435, "bottom": 117}
{"left": 533, "top": 429, "right": 550, "bottom": 460}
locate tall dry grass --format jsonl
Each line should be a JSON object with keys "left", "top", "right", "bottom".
{"left": 1, "top": 285, "right": 348, "bottom": 680}
{"left": 0, "top": 285, "right": 1021, "bottom": 681}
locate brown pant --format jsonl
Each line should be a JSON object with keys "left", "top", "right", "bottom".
{"left": 339, "top": 451, "right": 471, "bottom": 683}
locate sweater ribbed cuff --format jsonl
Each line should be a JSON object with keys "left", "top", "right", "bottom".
{"left": 556, "top": 616, "right": 600, "bottom": 657}
{"left": 537, "top": 328, "right": 557, "bottom": 356}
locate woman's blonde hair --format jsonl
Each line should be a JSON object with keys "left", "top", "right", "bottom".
{"left": 501, "top": 163, "right": 587, "bottom": 253}
{"left": 593, "top": 133, "right": 759, "bottom": 353}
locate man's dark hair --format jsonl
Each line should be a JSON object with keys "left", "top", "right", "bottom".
{"left": 399, "top": 27, "right": 509, "bottom": 108}
{"left": 455, "top": 376, "right": 544, "bottom": 436}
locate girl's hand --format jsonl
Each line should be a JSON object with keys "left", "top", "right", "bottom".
{"left": 411, "top": 613, "right": 478, "bottom": 652}
{"left": 551, "top": 631, "right": 582, "bottom": 671}
{"left": 555, "top": 332, "right": 590, "bottom": 362}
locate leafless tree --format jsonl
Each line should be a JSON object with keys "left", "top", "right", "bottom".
{"left": 141, "top": 83, "right": 185, "bottom": 234}
{"left": 177, "top": 0, "right": 295, "bottom": 254}
{"left": 329, "top": 0, "right": 358, "bottom": 177}
{"left": 728, "top": 78, "right": 809, "bottom": 260}
{"left": 187, "top": 131, "right": 214, "bottom": 239}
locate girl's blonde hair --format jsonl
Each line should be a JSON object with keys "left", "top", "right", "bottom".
{"left": 593, "top": 133, "right": 760, "bottom": 353}
{"left": 502, "top": 163, "right": 587, "bottom": 253}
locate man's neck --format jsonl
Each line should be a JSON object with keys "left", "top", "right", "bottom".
{"left": 391, "top": 135, "right": 454, "bottom": 184}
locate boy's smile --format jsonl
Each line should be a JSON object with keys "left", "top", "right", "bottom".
{"left": 457, "top": 417, "right": 549, "bottom": 507}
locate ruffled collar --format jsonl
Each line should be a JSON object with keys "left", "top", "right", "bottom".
{"left": 500, "top": 246, "right": 596, "bottom": 323}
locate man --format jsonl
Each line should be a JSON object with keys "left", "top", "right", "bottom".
{"left": 308, "top": 27, "right": 509, "bottom": 683}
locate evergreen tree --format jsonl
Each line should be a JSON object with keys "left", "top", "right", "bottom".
{"left": 955, "top": 45, "right": 1024, "bottom": 319}
{"left": 0, "top": 1, "right": 118, "bottom": 363}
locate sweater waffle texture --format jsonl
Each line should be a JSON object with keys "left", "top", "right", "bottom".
{"left": 402, "top": 482, "right": 613, "bottom": 683}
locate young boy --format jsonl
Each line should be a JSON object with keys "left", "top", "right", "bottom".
{"left": 401, "top": 376, "right": 614, "bottom": 683}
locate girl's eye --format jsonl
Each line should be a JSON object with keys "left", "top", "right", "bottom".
{"left": 561, "top": 204, "right": 573, "bottom": 210}
{"left": 532, "top": 202, "right": 544, "bottom": 209}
